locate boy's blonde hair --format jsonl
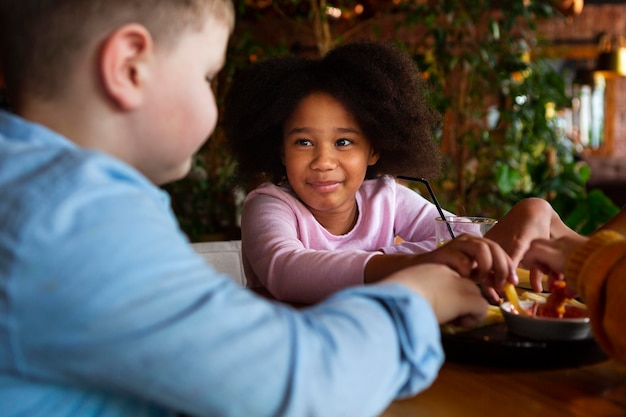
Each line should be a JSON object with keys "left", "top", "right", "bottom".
{"left": 0, "top": 0, "right": 234, "bottom": 107}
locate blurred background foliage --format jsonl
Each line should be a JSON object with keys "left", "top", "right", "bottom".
{"left": 163, "top": 0, "right": 618, "bottom": 241}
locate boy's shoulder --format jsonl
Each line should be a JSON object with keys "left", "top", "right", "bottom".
{"left": 1, "top": 112, "right": 145, "bottom": 187}
{"left": 0, "top": 111, "right": 166, "bottom": 235}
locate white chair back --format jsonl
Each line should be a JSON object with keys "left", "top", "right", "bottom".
{"left": 192, "top": 240, "right": 245, "bottom": 286}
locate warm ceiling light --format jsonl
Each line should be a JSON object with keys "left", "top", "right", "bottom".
{"left": 551, "top": 0, "right": 584, "bottom": 17}
{"left": 325, "top": 6, "right": 342, "bottom": 19}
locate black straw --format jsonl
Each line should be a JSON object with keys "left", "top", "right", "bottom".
{"left": 397, "top": 176, "right": 456, "bottom": 240}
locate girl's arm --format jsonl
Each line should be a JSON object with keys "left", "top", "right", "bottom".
{"left": 241, "top": 191, "right": 375, "bottom": 304}
{"left": 366, "top": 235, "right": 516, "bottom": 302}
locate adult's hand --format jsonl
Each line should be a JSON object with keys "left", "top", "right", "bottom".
{"left": 485, "top": 197, "right": 577, "bottom": 291}
{"left": 522, "top": 235, "right": 588, "bottom": 291}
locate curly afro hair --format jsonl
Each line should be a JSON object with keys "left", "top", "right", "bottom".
{"left": 222, "top": 40, "right": 442, "bottom": 187}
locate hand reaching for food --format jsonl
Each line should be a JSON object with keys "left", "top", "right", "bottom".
{"left": 417, "top": 234, "right": 518, "bottom": 302}
{"left": 384, "top": 263, "right": 489, "bottom": 328}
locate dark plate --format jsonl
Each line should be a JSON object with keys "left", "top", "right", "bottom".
{"left": 441, "top": 323, "right": 608, "bottom": 369}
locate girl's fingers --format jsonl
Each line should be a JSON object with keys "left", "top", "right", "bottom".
{"left": 443, "top": 235, "right": 514, "bottom": 290}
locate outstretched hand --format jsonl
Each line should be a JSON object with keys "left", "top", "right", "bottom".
{"left": 484, "top": 198, "right": 578, "bottom": 291}
{"left": 522, "top": 235, "right": 588, "bottom": 292}
{"left": 383, "top": 263, "right": 488, "bottom": 328}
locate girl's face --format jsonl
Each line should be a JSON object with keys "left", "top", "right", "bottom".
{"left": 282, "top": 92, "right": 379, "bottom": 223}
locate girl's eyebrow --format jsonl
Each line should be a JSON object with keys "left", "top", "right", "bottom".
{"left": 285, "top": 127, "right": 318, "bottom": 136}
{"left": 285, "top": 127, "right": 362, "bottom": 135}
{"left": 335, "top": 127, "right": 361, "bottom": 134}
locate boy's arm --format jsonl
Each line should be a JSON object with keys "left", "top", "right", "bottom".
{"left": 12, "top": 186, "right": 443, "bottom": 417}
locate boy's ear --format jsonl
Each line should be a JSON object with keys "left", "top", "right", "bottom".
{"left": 99, "top": 23, "right": 153, "bottom": 110}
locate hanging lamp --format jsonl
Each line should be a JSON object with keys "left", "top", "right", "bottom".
{"left": 551, "top": 0, "right": 584, "bottom": 17}
{"left": 594, "top": 34, "right": 626, "bottom": 78}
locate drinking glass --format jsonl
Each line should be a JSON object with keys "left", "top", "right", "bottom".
{"left": 435, "top": 216, "right": 497, "bottom": 247}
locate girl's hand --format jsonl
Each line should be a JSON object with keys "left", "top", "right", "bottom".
{"left": 416, "top": 234, "right": 517, "bottom": 302}
{"left": 384, "top": 263, "right": 488, "bottom": 327}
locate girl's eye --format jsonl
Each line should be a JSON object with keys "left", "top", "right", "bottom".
{"left": 294, "top": 138, "right": 313, "bottom": 146}
{"left": 336, "top": 138, "right": 353, "bottom": 147}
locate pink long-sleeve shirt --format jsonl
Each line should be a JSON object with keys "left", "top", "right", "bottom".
{"left": 241, "top": 175, "right": 451, "bottom": 304}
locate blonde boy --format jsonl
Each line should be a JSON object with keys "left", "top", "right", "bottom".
{"left": 0, "top": 1, "right": 489, "bottom": 416}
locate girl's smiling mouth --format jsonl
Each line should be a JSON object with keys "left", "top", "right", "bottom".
{"left": 308, "top": 181, "right": 342, "bottom": 193}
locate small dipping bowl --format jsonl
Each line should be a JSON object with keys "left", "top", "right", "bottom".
{"left": 501, "top": 300, "right": 591, "bottom": 341}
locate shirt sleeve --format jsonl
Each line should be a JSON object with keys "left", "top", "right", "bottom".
{"left": 565, "top": 230, "right": 626, "bottom": 363}
{"left": 9, "top": 183, "right": 443, "bottom": 417}
{"left": 241, "top": 191, "right": 377, "bottom": 304}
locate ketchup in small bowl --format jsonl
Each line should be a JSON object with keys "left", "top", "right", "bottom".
{"left": 501, "top": 300, "right": 591, "bottom": 341}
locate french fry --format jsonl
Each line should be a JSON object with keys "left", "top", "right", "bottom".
{"left": 516, "top": 268, "right": 548, "bottom": 288}
{"left": 520, "top": 291, "right": 548, "bottom": 303}
{"left": 440, "top": 305, "right": 503, "bottom": 334}
{"left": 516, "top": 268, "right": 530, "bottom": 282}
{"left": 504, "top": 282, "right": 527, "bottom": 316}
{"left": 520, "top": 291, "right": 587, "bottom": 309}
{"left": 482, "top": 305, "right": 505, "bottom": 326}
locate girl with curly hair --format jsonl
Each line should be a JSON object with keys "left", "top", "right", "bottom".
{"left": 223, "top": 40, "right": 565, "bottom": 305}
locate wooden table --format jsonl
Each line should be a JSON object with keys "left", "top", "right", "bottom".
{"left": 381, "top": 359, "right": 626, "bottom": 417}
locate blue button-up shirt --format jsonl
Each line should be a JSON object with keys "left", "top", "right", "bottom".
{"left": 0, "top": 110, "right": 443, "bottom": 417}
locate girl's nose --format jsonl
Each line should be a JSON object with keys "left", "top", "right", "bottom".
{"left": 310, "top": 146, "right": 337, "bottom": 171}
